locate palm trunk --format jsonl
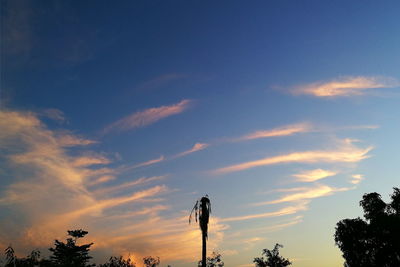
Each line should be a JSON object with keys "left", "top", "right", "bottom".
{"left": 202, "top": 231, "right": 206, "bottom": 267}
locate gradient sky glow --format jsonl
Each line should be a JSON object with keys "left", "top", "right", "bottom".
{"left": 1, "top": 1, "right": 400, "bottom": 266}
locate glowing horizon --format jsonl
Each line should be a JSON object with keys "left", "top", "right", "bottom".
{"left": 1, "top": 2, "right": 400, "bottom": 267}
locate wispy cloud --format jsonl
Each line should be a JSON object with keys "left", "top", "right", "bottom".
{"left": 292, "top": 169, "right": 337, "bottom": 182}
{"left": 93, "top": 176, "right": 166, "bottom": 195}
{"left": 252, "top": 184, "right": 350, "bottom": 206}
{"left": 292, "top": 76, "right": 399, "bottom": 97}
{"left": 0, "top": 110, "right": 229, "bottom": 264}
{"left": 72, "top": 154, "right": 111, "bottom": 167}
{"left": 350, "top": 174, "right": 364, "bottom": 184}
{"left": 119, "top": 155, "right": 165, "bottom": 172}
{"left": 175, "top": 143, "right": 209, "bottom": 158}
{"left": 57, "top": 134, "right": 97, "bottom": 146}
{"left": 41, "top": 108, "right": 66, "bottom": 123}
{"left": 240, "top": 215, "right": 304, "bottom": 235}
{"left": 235, "top": 122, "right": 312, "bottom": 141}
{"left": 103, "top": 99, "right": 192, "bottom": 134}
{"left": 212, "top": 139, "right": 372, "bottom": 175}
{"left": 220, "top": 201, "right": 309, "bottom": 222}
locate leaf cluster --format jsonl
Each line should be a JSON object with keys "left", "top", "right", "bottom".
{"left": 335, "top": 187, "right": 400, "bottom": 266}
{"left": 253, "top": 243, "right": 292, "bottom": 267}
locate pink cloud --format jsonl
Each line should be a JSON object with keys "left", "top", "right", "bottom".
{"left": 103, "top": 99, "right": 192, "bottom": 134}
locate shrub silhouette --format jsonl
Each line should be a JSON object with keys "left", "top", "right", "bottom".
{"left": 253, "top": 243, "right": 291, "bottom": 267}
{"left": 4, "top": 245, "right": 46, "bottom": 267}
{"left": 98, "top": 256, "right": 136, "bottom": 267}
{"left": 334, "top": 187, "right": 400, "bottom": 266}
{"left": 197, "top": 251, "right": 224, "bottom": 267}
{"left": 143, "top": 256, "right": 160, "bottom": 267}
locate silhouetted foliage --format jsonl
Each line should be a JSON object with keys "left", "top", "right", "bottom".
{"left": 334, "top": 187, "right": 400, "bottom": 267}
{"left": 98, "top": 256, "right": 136, "bottom": 267}
{"left": 49, "top": 229, "right": 94, "bottom": 267}
{"left": 4, "top": 246, "right": 44, "bottom": 267}
{"left": 190, "top": 195, "right": 211, "bottom": 267}
{"left": 143, "top": 256, "right": 160, "bottom": 267}
{"left": 5, "top": 245, "right": 16, "bottom": 267}
{"left": 253, "top": 244, "right": 292, "bottom": 267}
{"left": 198, "top": 251, "right": 224, "bottom": 267}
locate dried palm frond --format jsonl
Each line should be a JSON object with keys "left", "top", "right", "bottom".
{"left": 189, "top": 195, "right": 211, "bottom": 238}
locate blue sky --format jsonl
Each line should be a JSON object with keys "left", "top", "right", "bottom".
{"left": 1, "top": 1, "right": 400, "bottom": 266}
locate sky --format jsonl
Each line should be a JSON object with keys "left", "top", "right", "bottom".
{"left": 1, "top": 1, "right": 400, "bottom": 266}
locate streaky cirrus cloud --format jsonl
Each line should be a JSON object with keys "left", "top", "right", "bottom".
{"left": 93, "top": 175, "right": 166, "bottom": 195}
{"left": 292, "top": 169, "right": 337, "bottom": 182}
{"left": 72, "top": 154, "right": 111, "bottom": 167}
{"left": 41, "top": 108, "right": 67, "bottom": 123}
{"left": 119, "top": 155, "right": 165, "bottom": 172}
{"left": 292, "top": 76, "right": 399, "bottom": 97}
{"left": 220, "top": 201, "right": 309, "bottom": 222}
{"left": 103, "top": 99, "right": 192, "bottom": 134}
{"left": 175, "top": 142, "right": 209, "bottom": 158}
{"left": 232, "top": 122, "right": 378, "bottom": 143}
{"left": 0, "top": 109, "right": 227, "bottom": 264}
{"left": 235, "top": 122, "right": 313, "bottom": 141}
{"left": 212, "top": 139, "right": 372, "bottom": 175}
{"left": 56, "top": 133, "right": 98, "bottom": 146}
{"left": 252, "top": 184, "right": 351, "bottom": 206}
{"left": 237, "top": 215, "right": 304, "bottom": 236}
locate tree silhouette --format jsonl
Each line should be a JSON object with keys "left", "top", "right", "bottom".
{"left": 4, "top": 245, "right": 46, "bottom": 267}
{"left": 4, "top": 245, "right": 16, "bottom": 267}
{"left": 334, "top": 187, "right": 400, "bottom": 267}
{"left": 190, "top": 195, "right": 211, "bottom": 267}
{"left": 99, "top": 256, "right": 136, "bottom": 267}
{"left": 253, "top": 244, "right": 292, "bottom": 267}
{"left": 197, "top": 251, "right": 224, "bottom": 267}
{"left": 49, "top": 229, "right": 94, "bottom": 267}
{"left": 143, "top": 256, "right": 160, "bottom": 267}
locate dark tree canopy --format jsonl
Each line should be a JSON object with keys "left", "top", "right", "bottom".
{"left": 3, "top": 234, "right": 163, "bottom": 267}
{"left": 143, "top": 256, "right": 160, "bottom": 267}
{"left": 334, "top": 187, "right": 400, "bottom": 267}
{"left": 98, "top": 256, "right": 136, "bottom": 267}
{"left": 4, "top": 246, "right": 45, "bottom": 267}
{"left": 253, "top": 243, "right": 292, "bottom": 267}
{"left": 49, "top": 229, "right": 94, "bottom": 267}
{"left": 197, "top": 251, "right": 224, "bottom": 267}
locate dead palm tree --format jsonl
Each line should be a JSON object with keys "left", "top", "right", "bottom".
{"left": 189, "top": 195, "right": 211, "bottom": 267}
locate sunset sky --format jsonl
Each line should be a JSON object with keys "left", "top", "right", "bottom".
{"left": 1, "top": 1, "right": 400, "bottom": 266}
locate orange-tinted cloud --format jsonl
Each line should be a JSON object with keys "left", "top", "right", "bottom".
{"left": 0, "top": 110, "right": 226, "bottom": 264}
{"left": 119, "top": 155, "right": 165, "bottom": 172}
{"left": 57, "top": 134, "right": 97, "bottom": 146}
{"left": 252, "top": 184, "right": 350, "bottom": 206}
{"left": 212, "top": 139, "right": 372, "bottom": 174}
{"left": 72, "top": 155, "right": 111, "bottom": 167}
{"left": 350, "top": 174, "right": 364, "bottom": 184}
{"left": 175, "top": 143, "right": 209, "bottom": 158}
{"left": 236, "top": 122, "right": 312, "bottom": 141}
{"left": 103, "top": 99, "right": 192, "bottom": 134}
{"left": 93, "top": 175, "right": 166, "bottom": 195}
{"left": 292, "top": 169, "right": 337, "bottom": 182}
{"left": 220, "top": 201, "right": 309, "bottom": 222}
{"left": 292, "top": 76, "right": 399, "bottom": 97}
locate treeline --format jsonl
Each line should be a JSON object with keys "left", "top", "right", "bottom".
{"left": 3, "top": 229, "right": 162, "bottom": 267}
{"left": 3, "top": 187, "right": 400, "bottom": 267}
{"left": 3, "top": 231, "right": 291, "bottom": 267}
